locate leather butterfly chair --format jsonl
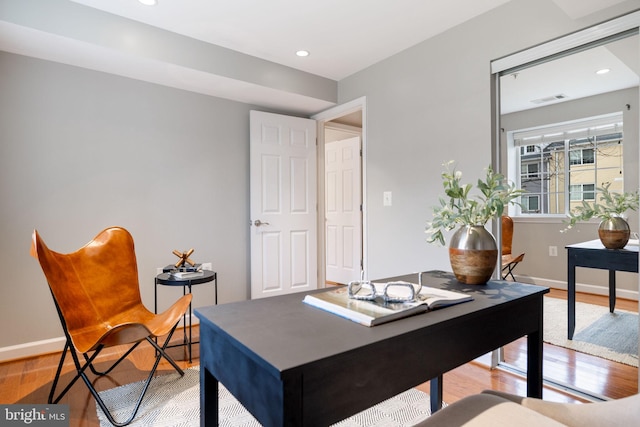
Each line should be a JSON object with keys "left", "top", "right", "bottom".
{"left": 30, "top": 227, "right": 192, "bottom": 426}
{"left": 501, "top": 215, "right": 525, "bottom": 281}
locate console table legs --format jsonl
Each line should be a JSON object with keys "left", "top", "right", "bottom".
{"left": 609, "top": 270, "right": 616, "bottom": 313}
{"left": 569, "top": 266, "right": 618, "bottom": 339}
{"left": 568, "top": 263, "right": 576, "bottom": 340}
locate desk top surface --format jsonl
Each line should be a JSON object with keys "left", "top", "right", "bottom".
{"left": 195, "top": 270, "right": 547, "bottom": 375}
{"left": 566, "top": 239, "right": 639, "bottom": 253}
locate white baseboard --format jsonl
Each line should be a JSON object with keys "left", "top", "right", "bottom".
{"left": 0, "top": 336, "right": 66, "bottom": 363}
{"left": 0, "top": 315, "right": 200, "bottom": 363}
{"left": 513, "top": 274, "right": 639, "bottom": 301}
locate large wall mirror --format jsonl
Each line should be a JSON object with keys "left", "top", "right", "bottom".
{"left": 491, "top": 11, "right": 639, "bottom": 400}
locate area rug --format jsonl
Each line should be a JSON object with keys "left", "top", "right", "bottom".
{"left": 96, "top": 366, "right": 434, "bottom": 426}
{"left": 543, "top": 296, "right": 638, "bottom": 367}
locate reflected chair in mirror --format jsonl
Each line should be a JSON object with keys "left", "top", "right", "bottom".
{"left": 30, "top": 227, "right": 192, "bottom": 426}
{"left": 501, "top": 215, "right": 525, "bottom": 281}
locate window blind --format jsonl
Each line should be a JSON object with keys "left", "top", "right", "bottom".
{"left": 513, "top": 112, "right": 623, "bottom": 146}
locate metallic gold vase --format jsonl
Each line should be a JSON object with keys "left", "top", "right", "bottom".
{"left": 449, "top": 225, "right": 498, "bottom": 285}
{"left": 598, "top": 217, "right": 630, "bottom": 249}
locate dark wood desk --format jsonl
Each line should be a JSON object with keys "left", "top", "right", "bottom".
{"left": 195, "top": 270, "right": 548, "bottom": 427}
{"left": 566, "top": 240, "right": 638, "bottom": 339}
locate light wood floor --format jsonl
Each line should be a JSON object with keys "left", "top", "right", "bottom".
{"left": 0, "top": 289, "right": 637, "bottom": 427}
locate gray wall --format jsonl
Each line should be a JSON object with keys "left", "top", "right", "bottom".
{"left": 1, "top": 0, "right": 639, "bottom": 357}
{"left": 0, "top": 52, "right": 255, "bottom": 350}
{"left": 339, "top": 0, "right": 640, "bottom": 284}
{"left": 501, "top": 88, "right": 640, "bottom": 295}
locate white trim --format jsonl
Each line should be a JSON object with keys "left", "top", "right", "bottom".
{"left": 324, "top": 122, "right": 361, "bottom": 134}
{"left": 313, "top": 97, "right": 368, "bottom": 282}
{"left": 512, "top": 274, "right": 639, "bottom": 301}
{"left": 491, "top": 11, "right": 640, "bottom": 73}
{"left": 0, "top": 315, "right": 199, "bottom": 362}
{"left": 0, "top": 336, "right": 65, "bottom": 363}
{"left": 313, "top": 97, "right": 366, "bottom": 122}
{"left": 512, "top": 214, "right": 576, "bottom": 224}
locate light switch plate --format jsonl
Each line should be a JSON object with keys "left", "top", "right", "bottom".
{"left": 383, "top": 191, "right": 392, "bottom": 206}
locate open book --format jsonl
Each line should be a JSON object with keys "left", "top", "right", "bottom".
{"left": 303, "top": 282, "right": 472, "bottom": 327}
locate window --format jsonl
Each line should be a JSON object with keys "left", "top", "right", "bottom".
{"left": 511, "top": 113, "right": 624, "bottom": 216}
{"left": 569, "top": 148, "right": 594, "bottom": 165}
{"left": 522, "top": 194, "right": 540, "bottom": 213}
{"left": 569, "top": 184, "right": 595, "bottom": 201}
{"left": 523, "top": 163, "right": 539, "bottom": 179}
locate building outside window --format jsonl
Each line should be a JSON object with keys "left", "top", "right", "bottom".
{"left": 569, "top": 183, "right": 595, "bottom": 201}
{"left": 511, "top": 113, "right": 623, "bottom": 216}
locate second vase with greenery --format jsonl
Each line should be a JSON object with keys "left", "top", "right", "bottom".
{"left": 426, "top": 161, "right": 523, "bottom": 284}
{"left": 564, "top": 182, "right": 639, "bottom": 249}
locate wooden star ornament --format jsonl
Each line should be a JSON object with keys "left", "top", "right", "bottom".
{"left": 172, "top": 248, "right": 196, "bottom": 268}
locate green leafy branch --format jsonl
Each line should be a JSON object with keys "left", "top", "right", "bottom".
{"left": 426, "top": 161, "right": 524, "bottom": 246}
{"left": 563, "top": 182, "right": 639, "bottom": 230}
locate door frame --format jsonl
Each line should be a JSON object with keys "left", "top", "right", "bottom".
{"left": 313, "top": 96, "right": 368, "bottom": 288}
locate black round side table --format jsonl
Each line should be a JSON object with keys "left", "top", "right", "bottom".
{"left": 154, "top": 270, "right": 217, "bottom": 363}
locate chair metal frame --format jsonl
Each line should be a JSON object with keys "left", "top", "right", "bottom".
{"left": 501, "top": 253, "right": 526, "bottom": 281}
{"left": 501, "top": 215, "right": 525, "bottom": 281}
{"left": 48, "top": 295, "right": 184, "bottom": 426}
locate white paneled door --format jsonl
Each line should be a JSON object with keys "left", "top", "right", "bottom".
{"left": 250, "top": 111, "right": 318, "bottom": 299}
{"left": 325, "top": 136, "right": 362, "bottom": 284}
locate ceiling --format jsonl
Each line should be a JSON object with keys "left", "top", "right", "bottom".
{"left": 68, "top": 0, "right": 513, "bottom": 81}
{"left": 0, "top": 0, "right": 636, "bottom": 116}
{"left": 500, "top": 34, "right": 639, "bottom": 114}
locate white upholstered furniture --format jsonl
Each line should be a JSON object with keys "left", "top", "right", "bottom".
{"left": 415, "top": 390, "right": 640, "bottom": 427}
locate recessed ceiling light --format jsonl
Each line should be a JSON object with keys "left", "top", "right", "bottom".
{"left": 296, "top": 50, "right": 310, "bottom": 57}
{"left": 138, "top": 0, "right": 157, "bottom": 5}
{"left": 596, "top": 68, "right": 610, "bottom": 75}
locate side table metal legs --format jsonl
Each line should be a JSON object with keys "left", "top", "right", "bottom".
{"left": 154, "top": 271, "right": 217, "bottom": 364}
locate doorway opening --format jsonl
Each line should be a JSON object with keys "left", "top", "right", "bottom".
{"left": 313, "top": 97, "right": 367, "bottom": 288}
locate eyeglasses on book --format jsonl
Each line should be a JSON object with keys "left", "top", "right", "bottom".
{"left": 347, "top": 280, "right": 422, "bottom": 303}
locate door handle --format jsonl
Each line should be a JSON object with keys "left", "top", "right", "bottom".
{"left": 254, "top": 219, "right": 270, "bottom": 227}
